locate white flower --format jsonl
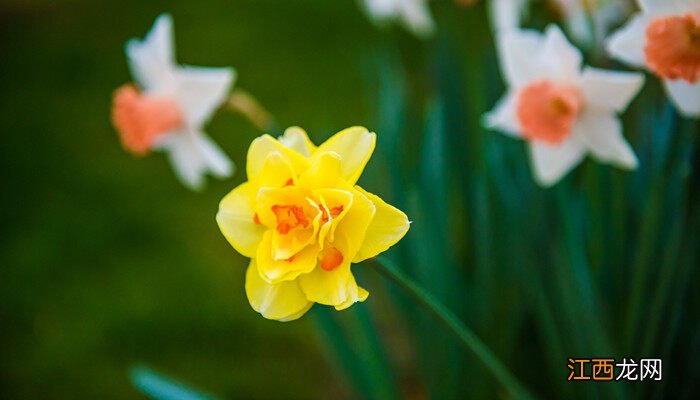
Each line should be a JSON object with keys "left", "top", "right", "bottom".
{"left": 361, "top": 0, "right": 435, "bottom": 38}
{"left": 112, "top": 14, "right": 236, "bottom": 190}
{"left": 606, "top": 0, "right": 700, "bottom": 117}
{"left": 485, "top": 25, "right": 644, "bottom": 187}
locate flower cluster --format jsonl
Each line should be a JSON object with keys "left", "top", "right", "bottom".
{"left": 110, "top": 15, "right": 411, "bottom": 321}
{"left": 486, "top": 0, "right": 699, "bottom": 186}
{"left": 110, "top": 2, "right": 699, "bottom": 320}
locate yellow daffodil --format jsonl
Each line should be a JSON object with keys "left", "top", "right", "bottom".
{"left": 216, "top": 126, "right": 410, "bottom": 321}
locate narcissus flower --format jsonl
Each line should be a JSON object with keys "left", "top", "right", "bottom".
{"left": 607, "top": 0, "right": 700, "bottom": 117}
{"left": 361, "top": 0, "right": 435, "bottom": 38}
{"left": 217, "top": 127, "right": 410, "bottom": 321}
{"left": 111, "top": 14, "right": 235, "bottom": 189}
{"left": 485, "top": 25, "right": 644, "bottom": 186}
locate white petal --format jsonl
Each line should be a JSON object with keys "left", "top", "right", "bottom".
{"left": 606, "top": 14, "right": 649, "bottom": 68}
{"left": 363, "top": 0, "right": 397, "bottom": 20}
{"left": 175, "top": 66, "right": 236, "bottom": 127}
{"left": 398, "top": 0, "right": 435, "bottom": 38}
{"left": 192, "top": 132, "right": 234, "bottom": 178}
{"left": 639, "top": 0, "right": 687, "bottom": 15}
{"left": 539, "top": 25, "right": 583, "bottom": 81}
{"left": 126, "top": 14, "right": 177, "bottom": 93}
{"left": 575, "top": 110, "right": 638, "bottom": 169}
{"left": 528, "top": 137, "right": 586, "bottom": 187}
{"left": 497, "top": 29, "right": 546, "bottom": 87}
{"left": 664, "top": 79, "right": 700, "bottom": 118}
{"left": 483, "top": 91, "right": 521, "bottom": 137}
{"left": 159, "top": 132, "right": 206, "bottom": 190}
{"left": 581, "top": 67, "right": 645, "bottom": 112}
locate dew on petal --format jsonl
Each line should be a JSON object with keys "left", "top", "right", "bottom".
{"left": 645, "top": 13, "right": 700, "bottom": 83}
{"left": 111, "top": 84, "right": 183, "bottom": 155}
{"left": 516, "top": 80, "right": 584, "bottom": 145}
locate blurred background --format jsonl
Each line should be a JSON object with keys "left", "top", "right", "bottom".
{"left": 0, "top": 0, "right": 398, "bottom": 398}
{"left": 3, "top": 0, "right": 700, "bottom": 399}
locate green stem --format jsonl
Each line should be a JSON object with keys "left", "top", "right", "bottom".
{"left": 373, "top": 256, "right": 536, "bottom": 400}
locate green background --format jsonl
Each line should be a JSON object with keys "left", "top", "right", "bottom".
{"left": 0, "top": 0, "right": 391, "bottom": 398}
{"left": 3, "top": 1, "right": 700, "bottom": 399}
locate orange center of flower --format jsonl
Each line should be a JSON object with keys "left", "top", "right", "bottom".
{"left": 111, "top": 84, "right": 184, "bottom": 155}
{"left": 318, "top": 247, "right": 343, "bottom": 272}
{"left": 516, "top": 80, "right": 583, "bottom": 145}
{"left": 321, "top": 205, "right": 344, "bottom": 223}
{"left": 645, "top": 13, "right": 700, "bottom": 83}
{"left": 271, "top": 205, "right": 310, "bottom": 234}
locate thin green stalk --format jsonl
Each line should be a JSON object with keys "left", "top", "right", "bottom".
{"left": 373, "top": 256, "right": 536, "bottom": 400}
{"left": 624, "top": 112, "right": 694, "bottom": 352}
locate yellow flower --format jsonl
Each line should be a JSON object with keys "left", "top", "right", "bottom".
{"left": 216, "top": 126, "right": 410, "bottom": 321}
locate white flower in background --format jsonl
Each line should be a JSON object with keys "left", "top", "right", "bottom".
{"left": 361, "top": 0, "right": 435, "bottom": 38}
{"left": 485, "top": 25, "right": 644, "bottom": 186}
{"left": 490, "top": 0, "right": 528, "bottom": 31}
{"left": 111, "top": 14, "right": 236, "bottom": 190}
{"left": 607, "top": 0, "right": 700, "bottom": 117}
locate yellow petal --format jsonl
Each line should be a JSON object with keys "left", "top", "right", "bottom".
{"left": 299, "top": 151, "right": 346, "bottom": 189}
{"left": 247, "top": 134, "right": 309, "bottom": 183}
{"left": 278, "top": 302, "right": 314, "bottom": 322}
{"left": 278, "top": 126, "right": 316, "bottom": 158}
{"left": 352, "top": 186, "right": 410, "bottom": 263}
{"left": 256, "top": 151, "right": 297, "bottom": 188}
{"left": 256, "top": 230, "right": 319, "bottom": 283}
{"left": 298, "top": 215, "right": 371, "bottom": 306}
{"left": 246, "top": 259, "right": 312, "bottom": 321}
{"left": 298, "top": 259, "right": 352, "bottom": 306}
{"left": 312, "top": 127, "right": 376, "bottom": 185}
{"left": 298, "top": 247, "right": 370, "bottom": 308}
{"left": 217, "top": 182, "right": 265, "bottom": 258}
{"left": 332, "top": 187, "right": 376, "bottom": 260}
{"left": 314, "top": 188, "right": 354, "bottom": 245}
{"left": 334, "top": 278, "right": 369, "bottom": 311}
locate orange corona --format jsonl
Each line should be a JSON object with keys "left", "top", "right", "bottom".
{"left": 516, "top": 80, "right": 583, "bottom": 145}
{"left": 271, "top": 205, "right": 310, "bottom": 234}
{"left": 111, "top": 84, "right": 183, "bottom": 154}
{"left": 645, "top": 13, "right": 700, "bottom": 83}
